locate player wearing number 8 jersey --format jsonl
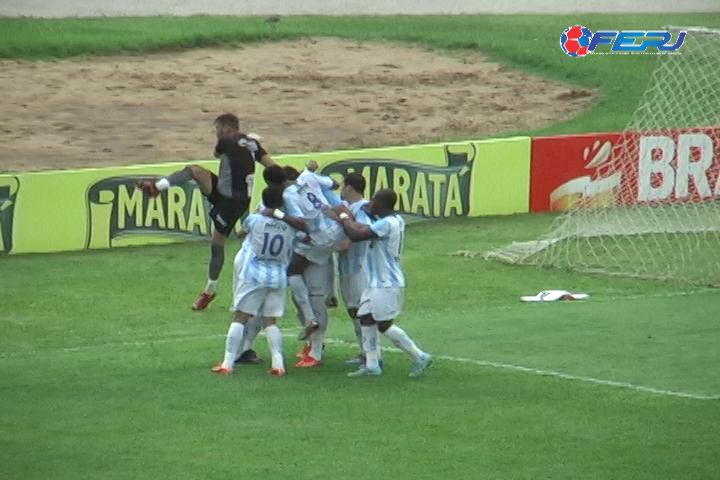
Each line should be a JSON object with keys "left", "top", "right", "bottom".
{"left": 283, "top": 167, "right": 348, "bottom": 367}
{"left": 212, "top": 186, "right": 306, "bottom": 377}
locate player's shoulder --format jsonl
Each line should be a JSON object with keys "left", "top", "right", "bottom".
{"left": 246, "top": 212, "right": 264, "bottom": 223}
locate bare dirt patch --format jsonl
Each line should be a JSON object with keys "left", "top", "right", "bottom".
{"left": 0, "top": 38, "right": 595, "bottom": 172}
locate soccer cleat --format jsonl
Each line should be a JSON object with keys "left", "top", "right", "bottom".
{"left": 135, "top": 179, "right": 160, "bottom": 197}
{"left": 409, "top": 353, "right": 433, "bottom": 377}
{"left": 297, "top": 321, "right": 320, "bottom": 341}
{"left": 192, "top": 292, "right": 216, "bottom": 311}
{"left": 345, "top": 354, "right": 365, "bottom": 366}
{"left": 296, "top": 343, "right": 311, "bottom": 359}
{"left": 211, "top": 363, "right": 233, "bottom": 375}
{"left": 235, "top": 349, "right": 263, "bottom": 365}
{"left": 347, "top": 366, "right": 383, "bottom": 377}
{"left": 269, "top": 368, "right": 286, "bottom": 377}
{"left": 344, "top": 355, "right": 384, "bottom": 369}
{"left": 295, "top": 356, "right": 322, "bottom": 368}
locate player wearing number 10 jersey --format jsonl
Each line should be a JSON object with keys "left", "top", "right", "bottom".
{"left": 212, "top": 186, "right": 306, "bottom": 377}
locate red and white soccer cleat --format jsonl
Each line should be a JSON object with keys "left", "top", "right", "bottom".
{"left": 295, "top": 356, "right": 322, "bottom": 368}
{"left": 296, "top": 343, "right": 311, "bottom": 359}
{"left": 192, "top": 292, "right": 216, "bottom": 311}
{"left": 211, "top": 363, "right": 233, "bottom": 375}
{"left": 269, "top": 368, "right": 286, "bottom": 377}
{"left": 135, "top": 179, "right": 160, "bottom": 197}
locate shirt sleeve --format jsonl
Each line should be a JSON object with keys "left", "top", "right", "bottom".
{"left": 249, "top": 139, "right": 267, "bottom": 163}
{"left": 321, "top": 186, "right": 342, "bottom": 207}
{"left": 283, "top": 191, "right": 304, "bottom": 218}
{"left": 242, "top": 214, "right": 257, "bottom": 233}
{"left": 313, "top": 172, "right": 335, "bottom": 189}
{"left": 370, "top": 217, "right": 392, "bottom": 238}
{"left": 355, "top": 208, "right": 372, "bottom": 225}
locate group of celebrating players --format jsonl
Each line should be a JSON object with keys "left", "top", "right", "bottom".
{"left": 135, "top": 113, "right": 432, "bottom": 378}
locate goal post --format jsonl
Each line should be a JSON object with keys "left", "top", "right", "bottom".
{"left": 484, "top": 26, "right": 720, "bottom": 285}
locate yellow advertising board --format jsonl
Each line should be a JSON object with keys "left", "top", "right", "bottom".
{"left": 0, "top": 137, "right": 530, "bottom": 256}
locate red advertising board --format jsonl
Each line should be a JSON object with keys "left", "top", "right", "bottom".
{"left": 530, "top": 129, "right": 720, "bottom": 212}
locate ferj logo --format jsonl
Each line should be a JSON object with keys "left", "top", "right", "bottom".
{"left": 85, "top": 176, "right": 213, "bottom": 249}
{"left": 319, "top": 144, "right": 478, "bottom": 218}
{"left": 560, "top": 25, "right": 686, "bottom": 57}
{"left": 0, "top": 176, "right": 20, "bottom": 255}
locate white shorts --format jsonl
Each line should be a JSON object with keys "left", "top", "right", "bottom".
{"left": 305, "top": 260, "right": 332, "bottom": 296}
{"left": 295, "top": 241, "right": 335, "bottom": 266}
{"left": 357, "top": 287, "right": 403, "bottom": 322}
{"left": 341, "top": 271, "right": 368, "bottom": 309}
{"left": 232, "top": 283, "right": 286, "bottom": 318}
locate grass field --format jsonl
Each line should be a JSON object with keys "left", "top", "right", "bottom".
{"left": 1, "top": 14, "right": 719, "bottom": 136}
{"left": 2, "top": 13, "right": 720, "bottom": 480}
{"left": 2, "top": 215, "right": 720, "bottom": 480}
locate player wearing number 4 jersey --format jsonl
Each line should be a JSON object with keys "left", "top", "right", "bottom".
{"left": 212, "top": 186, "right": 307, "bottom": 377}
{"left": 330, "top": 188, "right": 432, "bottom": 377}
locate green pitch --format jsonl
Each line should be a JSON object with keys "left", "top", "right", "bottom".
{"left": 2, "top": 214, "right": 719, "bottom": 480}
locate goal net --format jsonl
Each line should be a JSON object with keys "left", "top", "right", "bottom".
{"left": 484, "top": 27, "right": 720, "bottom": 285}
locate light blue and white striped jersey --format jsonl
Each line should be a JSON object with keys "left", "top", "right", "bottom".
{"left": 338, "top": 199, "right": 371, "bottom": 275}
{"left": 367, "top": 214, "right": 406, "bottom": 288}
{"left": 285, "top": 171, "right": 344, "bottom": 247}
{"left": 256, "top": 187, "right": 304, "bottom": 218}
{"left": 235, "top": 213, "right": 302, "bottom": 289}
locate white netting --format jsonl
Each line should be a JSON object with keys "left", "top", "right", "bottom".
{"left": 485, "top": 27, "right": 720, "bottom": 285}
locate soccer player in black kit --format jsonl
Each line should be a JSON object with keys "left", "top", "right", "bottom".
{"left": 136, "top": 113, "right": 276, "bottom": 310}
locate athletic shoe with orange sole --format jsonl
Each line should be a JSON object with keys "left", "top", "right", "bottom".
{"left": 295, "top": 356, "right": 322, "bottom": 368}
{"left": 269, "top": 368, "right": 286, "bottom": 377}
{"left": 211, "top": 363, "right": 233, "bottom": 375}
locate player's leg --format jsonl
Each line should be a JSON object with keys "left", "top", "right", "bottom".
{"left": 212, "top": 285, "right": 265, "bottom": 374}
{"left": 212, "top": 311, "right": 251, "bottom": 375}
{"left": 262, "top": 288, "right": 288, "bottom": 376}
{"left": 347, "top": 290, "right": 382, "bottom": 377}
{"left": 347, "top": 314, "right": 382, "bottom": 377}
{"left": 137, "top": 164, "right": 215, "bottom": 197}
{"left": 290, "top": 294, "right": 312, "bottom": 359}
{"left": 340, "top": 272, "right": 366, "bottom": 365}
{"left": 193, "top": 229, "right": 228, "bottom": 310}
{"left": 375, "top": 289, "right": 432, "bottom": 377}
{"left": 325, "top": 253, "right": 339, "bottom": 308}
{"left": 287, "top": 251, "right": 317, "bottom": 337}
{"left": 297, "top": 261, "right": 331, "bottom": 367}
{"left": 194, "top": 195, "right": 246, "bottom": 311}
{"left": 235, "top": 312, "right": 264, "bottom": 365}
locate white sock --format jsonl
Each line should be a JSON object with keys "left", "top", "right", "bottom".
{"left": 361, "top": 325, "right": 380, "bottom": 370}
{"left": 384, "top": 325, "right": 424, "bottom": 362}
{"left": 156, "top": 178, "right": 171, "bottom": 191}
{"left": 309, "top": 329, "right": 325, "bottom": 361}
{"left": 352, "top": 318, "right": 363, "bottom": 352}
{"left": 204, "top": 279, "right": 218, "bottom": 295}
{"left": 222, "top": 322, "right": 245, "bottom": 369}
{"left": 288, "top": 275, "right": 316, "bottom": 324}
{"left": 265, "top": 325, "right": 285, "bottom": 370}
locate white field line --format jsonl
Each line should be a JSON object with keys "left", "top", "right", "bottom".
{"left": 1, "top": 330, "right": 718, "bottom": 401}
